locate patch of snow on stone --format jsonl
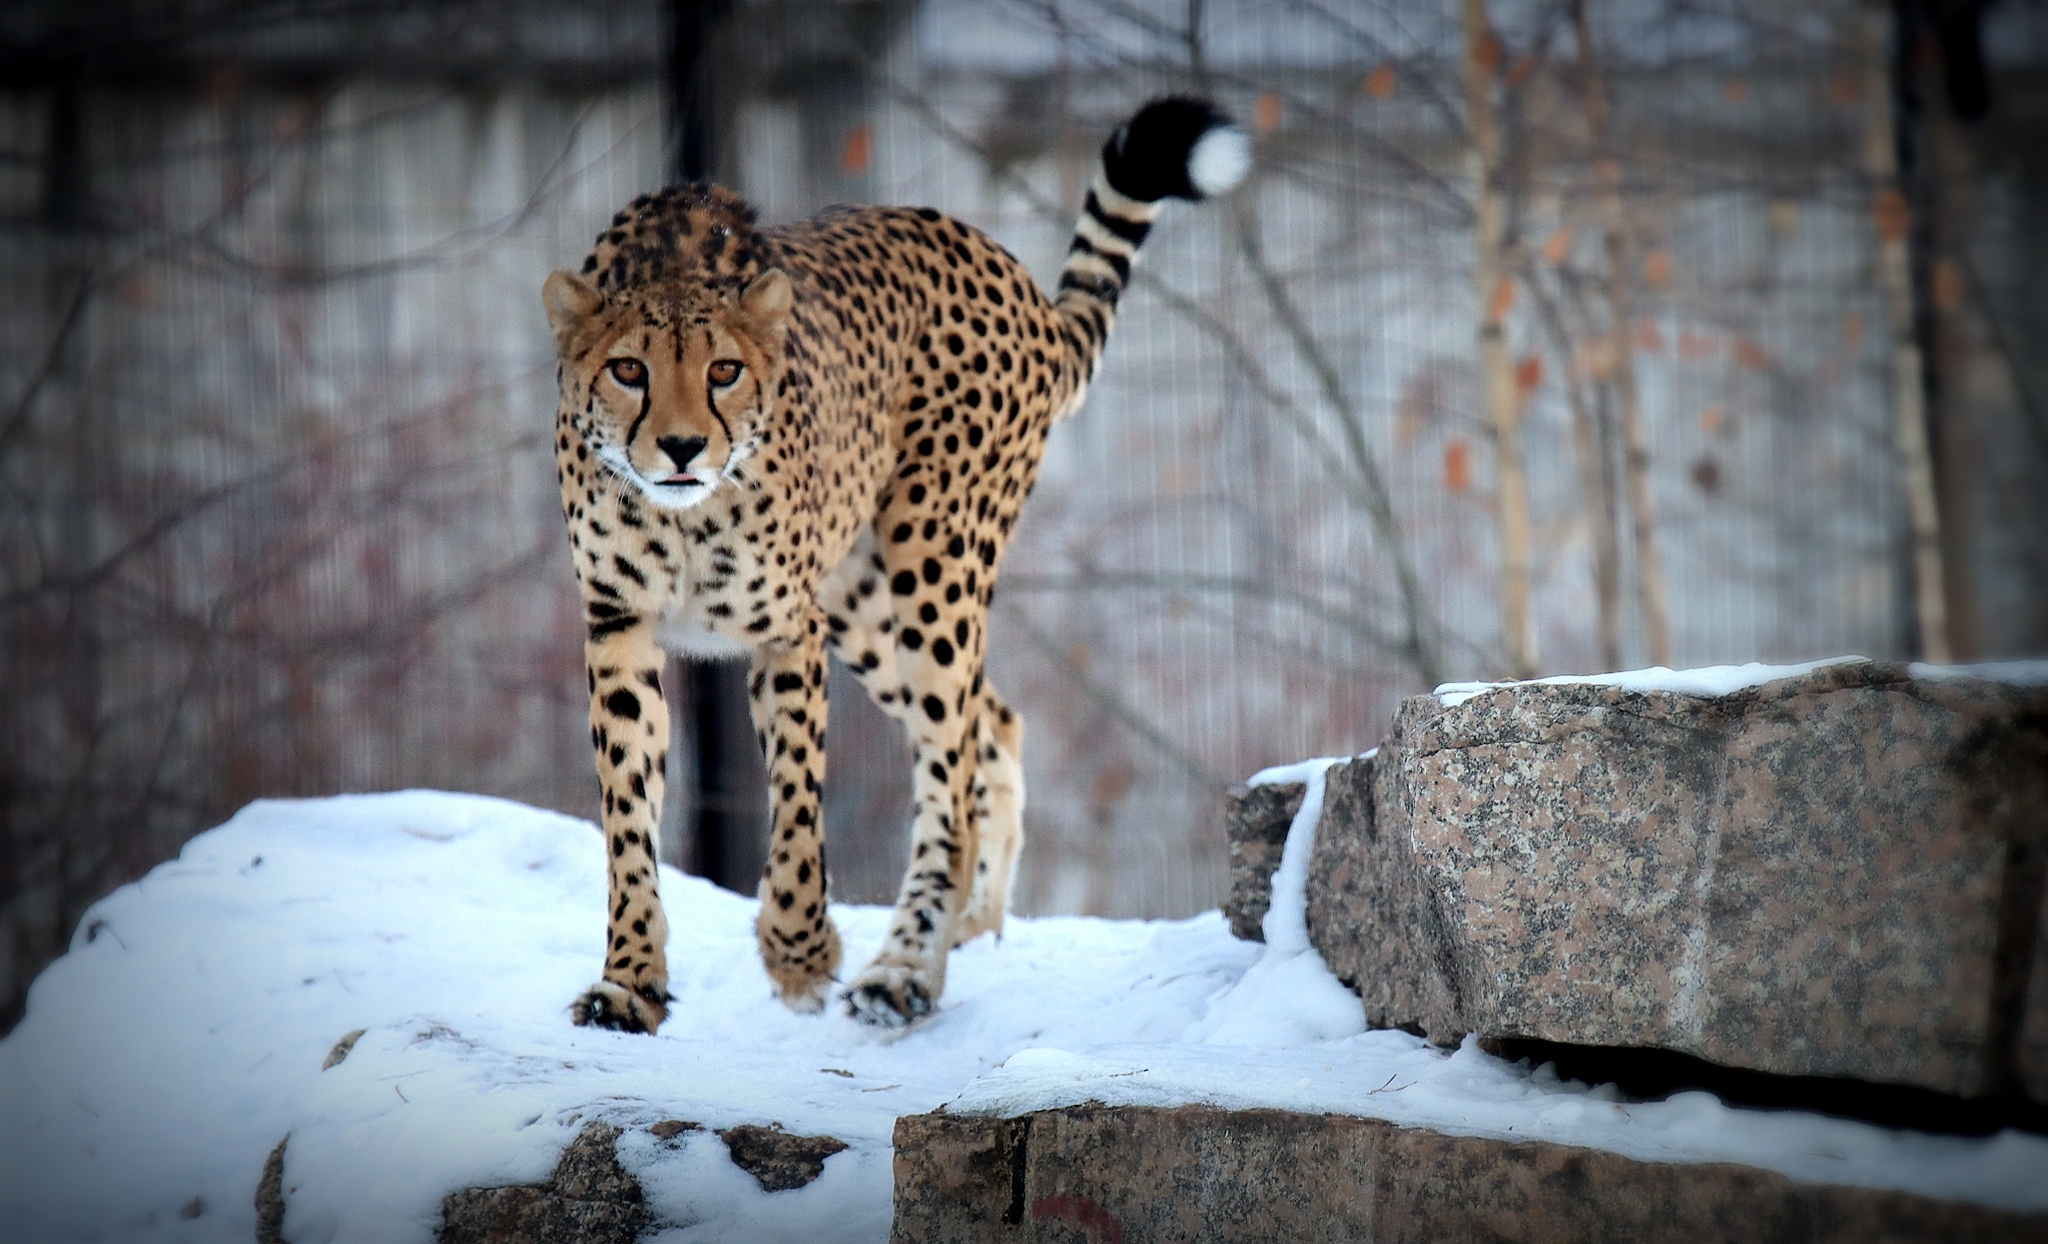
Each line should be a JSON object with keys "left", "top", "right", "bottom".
{"left": 1909, "top": 659, "right": 2048, "bottom": 686}
{"left": 1187, "top": 755, "right": 1366, "bottom": 1045}
{"left": 1433, "top": 656, "right": 1871, "bottom": 707}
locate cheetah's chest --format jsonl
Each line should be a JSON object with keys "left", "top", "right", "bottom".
{"left": 564, "top": 463, "right": 802, "bottom": 636}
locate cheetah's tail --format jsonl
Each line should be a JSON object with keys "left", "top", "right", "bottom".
{"left": 1053, "top": 96, "right": 1249, "bottom": 401}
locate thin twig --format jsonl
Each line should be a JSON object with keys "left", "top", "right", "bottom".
{"left": 994, "top": 599, "right": 1225, "bottom": 791}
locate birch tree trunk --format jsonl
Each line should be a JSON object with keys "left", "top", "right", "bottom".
{"left": 1531, "top": 268, "right": 1624, "bottom": 672}
{"left": 1571, "top": 0, "right": 1672, "bottom": 669}
{"left": 1920, "top": 21, "right": 1978, "bottom": 659}
{"left": 1463, "top": 0, "right": 1537, "bottom": 679}
{"left": 1857, "top": 0, "right": 1952, "bottom": 663}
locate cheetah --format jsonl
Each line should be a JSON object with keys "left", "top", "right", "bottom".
{"left": 543, "top": 97, "right": 1249, "bottom": 1031}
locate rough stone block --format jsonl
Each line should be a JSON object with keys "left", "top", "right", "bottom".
{"left": 1299, "top": 661, "right": 2048, "bottom": 1099}
{"left": 717, "top": 1122, "right": 849, "bottom": 1192}
{"left": 890, "top": 1105, "right": 2045, "bottom": 1243}
{"left": 1222, "top": 781, "right": 1304, "bottom": 941}
{"left": 437, "top": 1122, "right": 649, "bottom": 1244}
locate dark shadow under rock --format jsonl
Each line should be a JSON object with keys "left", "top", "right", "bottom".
{"left": 439, "top": 1121, "right": 649, "bottom": 1244}
{"left": 1482, "top": 1036, "right": 2048, "bottom": 1138}
{"left": 717, "top": 1123, "right": 848, "bottom": 1192}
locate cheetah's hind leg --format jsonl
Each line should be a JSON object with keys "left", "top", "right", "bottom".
{"left": 952, "top": 690, "right": 1023, "bottom": 947}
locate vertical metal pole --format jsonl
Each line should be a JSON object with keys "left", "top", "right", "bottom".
{"left": 668, "top": 0, "right": 732, "bottom": 186}
{"left": 665, "top": 0, "right": 766, "bottom": 893}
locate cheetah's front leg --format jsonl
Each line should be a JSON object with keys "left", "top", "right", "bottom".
{"left": 570, "top": 621, "right": 673, "bottom": 1034}
{"left": 747, "top": 620, "right": 843, "bottom": 1011}
{"left": 845, "top": 689, "right": 979, "bottom": 1028}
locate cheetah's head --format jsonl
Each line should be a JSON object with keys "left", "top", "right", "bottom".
{"left": 543, "top": 266, "right": 791, "bottom": 511}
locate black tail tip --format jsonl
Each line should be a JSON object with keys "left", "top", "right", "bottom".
{"left": 1101, "top": 96, "right": 1251, "bottom": 204}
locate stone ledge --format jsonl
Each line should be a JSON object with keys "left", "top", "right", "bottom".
{"left": 890, "top": 1104, "right": 2045, "bottom": 1243}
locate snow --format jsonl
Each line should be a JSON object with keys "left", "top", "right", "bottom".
{"left": 1433, "top": 656, "right": 1870, "bottom": 707}
{"left": 4, "top": 788, "right": 2046, "bottom": 1244}
{"left": 1910, "top": 659, "right": 2048, "bottom": 687}
{"left": 1181, "top": 754, "right": 1366, "bottom": 1045}
{"left": 1434, "top": 655, "right": 2048, "bottom": 708}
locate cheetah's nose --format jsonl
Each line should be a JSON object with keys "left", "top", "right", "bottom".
{"left": 657, "top": 435, "right": 707, "bottom": 472}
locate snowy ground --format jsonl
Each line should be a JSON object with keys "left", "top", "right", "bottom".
{"left": 4, "top": 761, "right": 2046, "bottom": 1242}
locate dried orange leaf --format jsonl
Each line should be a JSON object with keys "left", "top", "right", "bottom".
{"left": 1255, "top": 93, "right": 1282, "bottom": 133}
{"left": 1487, "top": 275, "right": 1516, "bottom": 321}
{"left": 1873, "top": 188, "right": 1910, "bottom": 242}
{"left": 1542, "top": 226, "right": 1571, "bottom": 265}
{"left": 1932, "top": 259, "right": 1964, "bottom": 312}
{"left": 1643, "top": 248, "right": 1672, "bottom": 291}
{"left": 1444, "top": 439, "right": 1472, "bottom": 493}
{"left": 841, "top": 124, "right": 872, "bottom": 174}
{"left": 1476, "top": 32, "right": 1504, "bottom": 73}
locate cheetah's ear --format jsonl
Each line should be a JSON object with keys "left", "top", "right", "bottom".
{"left": 739, "top": 268, "right": 792, "bottom": 337}
{"left": 542, "top": 270, "right": 605, "bottom": 355}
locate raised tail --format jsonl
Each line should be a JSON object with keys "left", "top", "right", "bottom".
{"left": 1052, "top": 96, "right": 1250, "bottom": 411}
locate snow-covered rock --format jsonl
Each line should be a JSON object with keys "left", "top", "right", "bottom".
{"left": 2, "top": 783, "right": 2045, "bottom": 1243}
{"left": 1269, "top": 657, "right": 2048, "bottom": 1100}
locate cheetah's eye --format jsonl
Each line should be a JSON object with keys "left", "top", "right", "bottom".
{"left": 707, "top": 359, "right": 742, "bottom": 387}
{"left": 606, "top": 358, "right": 647, "bottom": 388}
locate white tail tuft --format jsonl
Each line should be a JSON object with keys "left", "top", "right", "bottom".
{"left": 1187, "top": 126, "right": 1252, "bottom": 198}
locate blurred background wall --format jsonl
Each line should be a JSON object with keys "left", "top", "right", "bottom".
{"left": 4, "top": 0, "right": 2044, "bottom": 1034}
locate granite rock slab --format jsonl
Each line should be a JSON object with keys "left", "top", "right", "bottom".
{"left": 890, "top": 1104, "right": 2045, "bottom": 1243}
{"left": 437, "top": 1122, "right": 650, "bottom": 1244}
{"left": 716, "top": 1122, "right": 849, "bottom": 1192}
{"left": 1222, "top": 781, "right": 1305, "bottom": 941}
{"left": 1287, "top": 660, "right": 2048, "bottom": 1099}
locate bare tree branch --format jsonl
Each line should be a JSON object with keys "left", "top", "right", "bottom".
{"left": 994, "top": 598, "right": 1227, "bottom": 791}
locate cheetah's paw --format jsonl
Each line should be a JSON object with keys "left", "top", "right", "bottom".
{"left": 570, "top": 980, "right": 669, "bottom": 1034}
{"left": 770, "top": 966, "right": 837, "bottom": 1015}
{"left": 763, "top": 917, "right": 843, "bottom": 1015}
{"left": 843, "top": 962, "right": 937, "bottom": 1030}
